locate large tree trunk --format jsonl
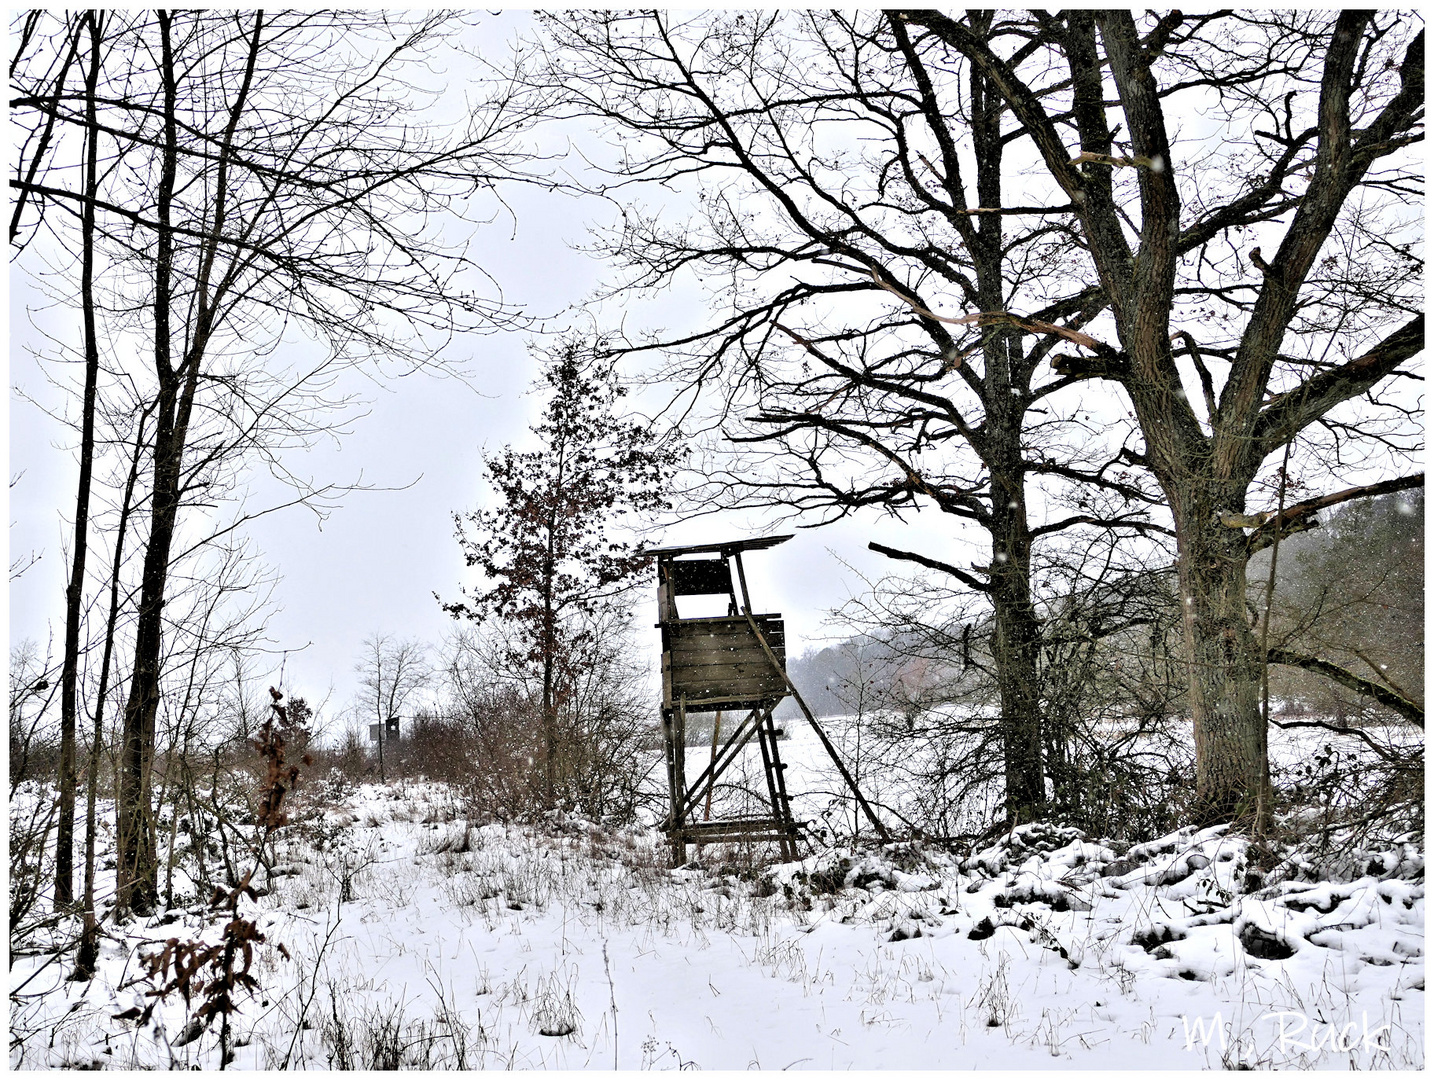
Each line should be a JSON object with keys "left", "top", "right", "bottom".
{"left": 115, "top": 416, "right": 185, "bottom": 914}
{"left": 1169, "top": 485, "right": 1272, "bottom": 828}
{"left": 1126, "top": 367, "right": 1273, "bottom": 830}
{"left": 988, "top": 507, "right": 1045, "bottom": 823}
{"left": 970, "top": 36, "right": 1045, "bottom": 824}
{"left": 979, "top": 407, "right": 1046, "bottom": 826}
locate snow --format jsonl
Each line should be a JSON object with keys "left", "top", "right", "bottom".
{"left": 9, "top": 726, "right": 1425, "bottom": 1070}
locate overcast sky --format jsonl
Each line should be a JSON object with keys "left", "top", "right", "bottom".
{"left": 23, "top": 12, "right": 1405, "bottom": 734}
{"left": 7, "top": 16, "right": 978, "bottom": 729}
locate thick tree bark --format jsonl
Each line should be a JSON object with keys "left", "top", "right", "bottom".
{"left": 969, "top": 30, "right": 1045, "bottom": 823}
{"left": 988, "top": 488, "right": 1045, "bottom": 822}
{"left": 1168, "top": 484, "right": 1272, "bottom": 825}
{"left": 1126, "top": 13, "right": 1416, "bottom": 828}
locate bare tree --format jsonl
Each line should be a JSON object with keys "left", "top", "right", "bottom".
{"left": 890, "top": 9, "right": 1423, "bottom": 827}
{"left": 12, "top": 11, "right": 538, "bottom": 913}
{"left": 354, "top": 635, "right": 431, "bottom": 784}
{"left": 535, "top": 11, "right": 1423, "bottom": 830}
{"left": 441, "top": 342, "right": 677, "bottom": 806}
{"left": 531, "top": 11, "right": 1173, "bottom": 825}
{"left": 42, "top": 9, "right": 105, "bottom": 909}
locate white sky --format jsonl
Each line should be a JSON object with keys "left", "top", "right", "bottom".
{"left": 9, "top": 11, "right": 1417, "bottom": 732}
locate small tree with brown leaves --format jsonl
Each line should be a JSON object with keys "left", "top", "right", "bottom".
{"left": 139, "top": 691, "right": 309, "bottom": 1068}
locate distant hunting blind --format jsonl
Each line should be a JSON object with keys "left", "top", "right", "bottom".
{"left": 649, "top": 535, "right": 888, "bottom": 866}
{"left": 368, "top": 716, "right": 401, "bottom": 744}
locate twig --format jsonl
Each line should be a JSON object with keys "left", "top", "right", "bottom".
{"left": 278, "top": 910, "right": 344, "bottom": 1070}
{"left": 603, "top": 939, "right": 618, "bottom": 1070}
{"left": 867, "top": 268, "right": 1107, "bottom": 351}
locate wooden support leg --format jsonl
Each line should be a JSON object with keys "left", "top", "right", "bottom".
{"left": 763, "top": 713, "right": 799, "bottom": 860}
{"left": 671, "top": 697, "right": 689, "bottom": 866}
{"left": 754, "top": 710, "right": 779, "bottom": 824}
{"left": 660, "top": 707, "right": 683, "bottom": 866}
{"left": 755, "top": 709, "right": 797, "bottom": 861}
{"left": 660, "top": 705, "right": 678, "bottom": 829}
{"left": 739, "top": 610, "right": 891, "bottom": 843}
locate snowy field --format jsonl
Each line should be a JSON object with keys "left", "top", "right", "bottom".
{"left": 9, "top": 723, "right": 1424, "bottom": 1070}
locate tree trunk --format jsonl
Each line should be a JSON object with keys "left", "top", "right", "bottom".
{"left": 989, "top": 558, "right": 1044, "bottom": 823}
{"left": 986, "top": 454, "right": 1045, "bottom": 823}
{"left": 969, "top": 39, "right": 1045, "bottom": 825}
{"left": 56, "top": 10, "right": 105, "bottom": 911}
{"left": 116, "top": 12, "right": 181, "bottom": 916}
{"left": 541, "top": 597, "right": 557, "bottom": 807}
{"left": 116, "top": 421, "right": 184, "bottom": 913}
{"left": 541, "top": 446, "right": 562, "bottom": 807}
{"left": 1169, "top": 485, "right": 1271, "bottom": 828}
{"left": 76, "top": 410, "right": 145, "bottom": 975}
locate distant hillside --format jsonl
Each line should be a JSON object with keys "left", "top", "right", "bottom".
{"left": 1256, "top": 489, "right": 1423, "bottom": 713}
{"left": 781, "top": 489, "right": 1422, "bottom": 721}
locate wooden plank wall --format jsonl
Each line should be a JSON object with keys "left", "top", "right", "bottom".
{"left": 664, "top": 615, "right": 786, "bottom": 710}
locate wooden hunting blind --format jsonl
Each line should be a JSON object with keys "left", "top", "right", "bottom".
{"left": 649, "top": 535, "right": 888, "bottom": 866}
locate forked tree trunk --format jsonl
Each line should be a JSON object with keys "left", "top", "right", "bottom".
{"left": 114, "top": 7, "right": 247, "bottom": 913}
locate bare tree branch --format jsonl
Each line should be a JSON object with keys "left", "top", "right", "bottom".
{"left": 1267, "top": 647, "right": 1423, "bottom": 728}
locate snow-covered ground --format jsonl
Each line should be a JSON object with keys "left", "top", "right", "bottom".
{"left": 9, "top": 724, "right": 1424, "bottom": 1070}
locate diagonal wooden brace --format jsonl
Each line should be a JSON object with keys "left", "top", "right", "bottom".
{"left": 739, "top": 609, "right": 891, "bottom": 842}
{"left": 676, "top": 706, "right": 764, "bottom": 824}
